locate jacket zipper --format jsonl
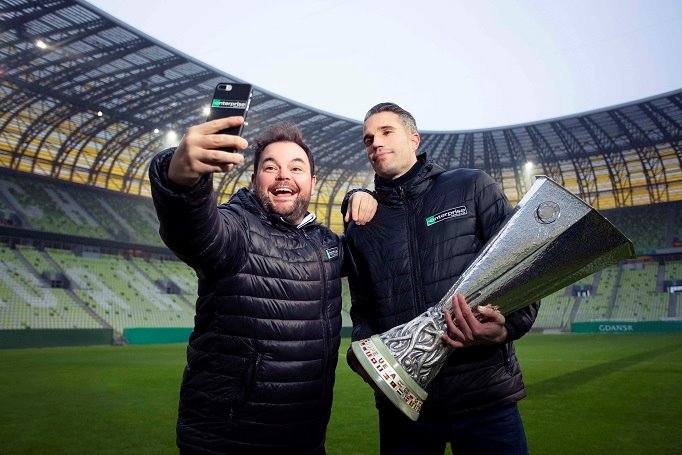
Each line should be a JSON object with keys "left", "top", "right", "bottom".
{"left": 399, "top": 186, "right": 426, "bottom": 316}
{"left": 300, "top": 227, "right": 330, "bottom": 398}
{"left": 503, "top": 342, "right": 514, "bottom": 376}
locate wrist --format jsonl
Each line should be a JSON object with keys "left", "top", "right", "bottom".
{"left": 168, "top": 172, "right": 201, "bottom": 187}
{"left": 498, "top": 325, "right": 509, "bottom": 343}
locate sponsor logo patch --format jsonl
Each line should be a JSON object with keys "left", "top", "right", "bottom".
{"left": 211, "top": 99, "right": 247, "bottom": 109}
{"left": 325, "top": 247, "right": 339, "bottom": 260}
{"left": 425, "top": 206, "right": 468, "bottom": 226}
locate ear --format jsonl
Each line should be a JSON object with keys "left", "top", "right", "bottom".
{"left": 410, "top": 132, "right": 421, "bottom": 154}
{"left": 311, "top": 174, "right": 317, "bottom": 196}
{"left": 250, "top": 173, "right": 255, "bottom": 188}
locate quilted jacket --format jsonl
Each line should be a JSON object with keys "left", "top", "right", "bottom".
{"left": 150, "top": 148, "right": 343, "bottom": 454}
{"left": 345, "top": 154, "right": 539, "bottom": 421}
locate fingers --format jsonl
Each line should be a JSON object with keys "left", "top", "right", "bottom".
{"left": 346, "top": 192, "right": 378, "bottom": 225}
{"left": 443, "top": 296, "right": 509, "bottom": 348}
{"left": 359, "top": 196, "right": 378, "bottom": 224}
{"left": 475, "top": 305, "right": 508, "bottom": 343}
{"left": 442, "top": 294, "right": 471, "bottom": 348}
{"left": 443, "top": 301, "right": 462, "bottom": 338}
{"left": 352, "top": 199, "right": 364, "bottom": 224}
{"left": 201, "top": 117, "right": 249, "bottom": 154}
{"left": 442, "top": 308, "right": 464, "bottom": 349}
{"left": 197, "top": 148, "right": 245, "bottom": 168}
{"left": 451, "top": 295, "right": 474, "bottom": 340}
{"left": 195, "top": 132, "right": 249, "bottom": 154}
{"left": 442, "top": 295, "right": 490, "bottom": 347}
{"left": 167, "top": 119, "right": 249, "bottom": 186}
{"left": 346, "top": 346, "right": 358, "bottom": 369}
{"left": 186, "top": 121, "right": 248, "bottom": 157}
{"left": 346, "top": 193, "right": 362, "bottom": 224}
{"left": 169, "top": 146, "right": 244, "bottom": 185}
{"left": 346, "top": 346, "right": 383, "bottom": 395}
{"left": 476, "top": 305, "right": 505, "bottom": 323}
{"left": 198, "top": 116, "right": 246, "bottom": 135}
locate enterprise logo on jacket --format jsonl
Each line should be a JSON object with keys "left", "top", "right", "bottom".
{"left": 425, "top": 206, "right": 468, "bottom": 226}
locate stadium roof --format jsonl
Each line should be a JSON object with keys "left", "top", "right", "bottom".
{"left": 1, "top": 0, "right": 681, "bottom": 226}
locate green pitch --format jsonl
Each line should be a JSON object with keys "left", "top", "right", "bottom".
{"left": 1, "top": 334, "right": 680, "bottom": 454}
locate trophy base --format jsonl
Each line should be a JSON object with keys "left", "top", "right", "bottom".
{"left": 351, "top": 335, "right": 428, "bottom": 421}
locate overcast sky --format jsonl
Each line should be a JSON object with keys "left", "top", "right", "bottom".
{"left": 87, "top": 0, "right": 682, "bottom": 131}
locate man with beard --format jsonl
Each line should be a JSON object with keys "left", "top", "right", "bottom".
{"left": 149, "top": 116, "right": 376, "bottom": 455}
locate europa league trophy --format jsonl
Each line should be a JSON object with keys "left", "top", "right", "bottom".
{"left": 351, "top": 176, "right": 635, "bottom": 421}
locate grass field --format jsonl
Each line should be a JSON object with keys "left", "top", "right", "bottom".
{"left": 1, "top": 333, "right": 681, "bottom": 454}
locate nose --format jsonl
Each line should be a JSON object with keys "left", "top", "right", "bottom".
{"left": 276, "top": 168, "right": 291, "bottom": 179}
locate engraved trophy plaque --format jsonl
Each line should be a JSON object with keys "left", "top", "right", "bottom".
{"left": 351, "top": 176, "right": 635, "bottom": 421}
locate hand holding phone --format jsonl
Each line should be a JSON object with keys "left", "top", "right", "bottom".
{"left": 167, "top": 83, "right": 252, "bottom": 186}
{"left": 206, "top": 82, "right": 253, "bottom": 152}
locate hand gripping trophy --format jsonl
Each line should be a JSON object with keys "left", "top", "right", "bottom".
{"left": 351, "top": 176, "right": 635, "bottom": 421}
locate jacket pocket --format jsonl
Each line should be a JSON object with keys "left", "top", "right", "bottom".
{"left": 227, "top": 353, "right": 262, "bottom": 424}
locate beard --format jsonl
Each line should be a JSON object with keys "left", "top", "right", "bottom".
{"left": 255, "top": 185, "right": 312, "bottom": 225}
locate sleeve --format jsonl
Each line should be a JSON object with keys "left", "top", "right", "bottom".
{"left": 344, "top": 235, "right": 377, "bottom": 341}
{"left": 474, "top": 170, "right": 513, "bottom": 244}
{"left": 149, "top": 148, "right": 247, "bottom": 279}
{"left": 504, "top": 302, "right": 540, "bottom": 341}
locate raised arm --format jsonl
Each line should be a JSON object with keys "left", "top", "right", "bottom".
{"left": 149, "top": 116, "right": 249, "bottom": 278}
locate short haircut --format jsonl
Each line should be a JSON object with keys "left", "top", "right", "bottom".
{"left": 364, "top": 102, "right": 418, "bottom": 134}
{"left": 252, "top": 121, "right": 315, "bottom": 175}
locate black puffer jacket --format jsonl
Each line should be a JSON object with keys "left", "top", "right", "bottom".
{"left": 345, "top": 154, "right": 539, "bottom": 421}
{"left": 150, "top": 149, "right": 343, "bottom": 454}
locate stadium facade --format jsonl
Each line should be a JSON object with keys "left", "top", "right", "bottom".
{"left": 1, "top": 0, "right": 681, "bottom": 345}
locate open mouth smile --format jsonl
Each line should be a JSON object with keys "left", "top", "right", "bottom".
{"left": 271, "top": 186, "right": 297, "bottom": 199}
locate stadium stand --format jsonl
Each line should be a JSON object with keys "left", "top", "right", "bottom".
{"left": 1, "top": 166, "right": 680, "bottom": 338}
{"left": 0, "top": 244, "right": 100, "bottom": 330}
{"left": 45, "top": 247, "right": 194, "bottom": 333}
{"left": 602, "top": 203, "right": 671, "bottom": 253}
{"left": 0, "top": 167, "right": 164, "bottom": 246}
{"left": 532, "top": 291, "right": 574, "bottom": 330}
{"left": 612, "top": 262, "right": 667, "bottom": 321}
{"left": 0, "top": 0, "right": 680, "bottom": 345}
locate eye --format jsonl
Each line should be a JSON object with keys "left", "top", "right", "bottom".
{"left": 363, "top": 136, "right": 373, "bottom": 147}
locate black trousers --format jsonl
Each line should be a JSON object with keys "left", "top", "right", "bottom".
{"left": 377, "top": 398, "right": 528, "bottom": 455}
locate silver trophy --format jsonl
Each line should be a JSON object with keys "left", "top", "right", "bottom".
{"left": 351, "top": 176, "right": 635, "bottom": 421}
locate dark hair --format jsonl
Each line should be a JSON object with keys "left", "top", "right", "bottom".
{"left": 364, "top": 102, "right": 418, "bottom": 134}
{"left": 252, "top": 121, "right": 315, "bottom": 175}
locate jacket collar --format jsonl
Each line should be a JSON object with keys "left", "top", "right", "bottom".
{"left": 374, "top": 153, "right": 445, "bottom": 204}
